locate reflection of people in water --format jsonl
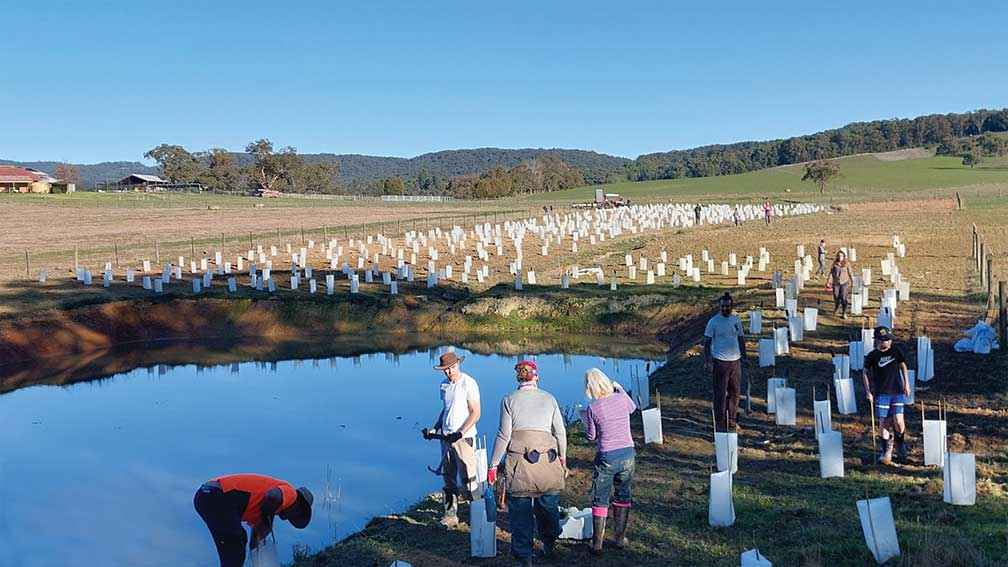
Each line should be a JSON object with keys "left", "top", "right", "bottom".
{"left": 194, "top": 474, "right": 313, "bottom": 567}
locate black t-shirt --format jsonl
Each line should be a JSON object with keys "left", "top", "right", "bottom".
{"left": 864, "top": 344, "right": 908, "bottom": 395}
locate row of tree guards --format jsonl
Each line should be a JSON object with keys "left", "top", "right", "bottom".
{"left": 971, "top": 223, "right": 1006, "bottom": 345}
{"left": 14, "top": 208, "right": 533, "bottom": 281}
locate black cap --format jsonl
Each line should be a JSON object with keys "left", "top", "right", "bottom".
{"left": 874, "top": 326, "right": 894, "bottom": 341}
{"left": 288, "top": 487, "right": 313, "bottom": 529}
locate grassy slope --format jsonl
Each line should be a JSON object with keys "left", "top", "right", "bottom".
{"left": 526, "top": 153, "right": 1008, "bottom": 202}
{"left": 295, "top": 197, "right": 1008, "bottom": 567}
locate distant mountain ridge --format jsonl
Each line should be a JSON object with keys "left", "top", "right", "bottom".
{"left": 1, "top": 148, "right": 631, "bottom": 189}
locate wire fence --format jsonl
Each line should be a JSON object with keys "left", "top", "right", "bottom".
{"left": 2, "top": 208, "right": 539, "bottom": 282}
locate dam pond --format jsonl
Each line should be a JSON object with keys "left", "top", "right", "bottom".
{"left": 0, "top": 347, "right": 655, "bottom": 567}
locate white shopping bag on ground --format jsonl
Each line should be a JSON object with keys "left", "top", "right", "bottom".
{"left": 857, "top": 497, "right": 900, "bottom": 564}
{"left": 715, "top": 432, "right": 738, "bottom": 473}
{"left": 558, "top": 507, "right": 593, "bottom": 540}
{"left": 708, "top": 468, "right": 735, "bottom": 527}
{"left": 943, "top": 452, "right": 976, "bottom": 506}
{"left": 741, "top": 548, "right": 773, "bottom": 566}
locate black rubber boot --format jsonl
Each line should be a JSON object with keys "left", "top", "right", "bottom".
{"left": 440, "top": 489, "right": 458, "bottom": 527}
{"left": 611, "top": 506, "right": 630, "bottom": 549}
{"left": 590, "top": 516, "right": 606, "bottom": 557}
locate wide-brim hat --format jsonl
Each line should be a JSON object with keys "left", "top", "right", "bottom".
{"left": 289, "top": 487, "right": 313, "bottom": 529}
{"left": 434, "top": 351, "right": 464, "bottom": 370}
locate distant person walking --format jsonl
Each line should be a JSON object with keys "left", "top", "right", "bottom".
{"left": 193, "top": 474, "right": 313, "bottom": 567}
{"left": 816, "top": 240, "right": 827, "bottom": 277}
{"left": 826, "top": 250, "right": 855, "bottom": 319}
{"left": 487, "top": 360, "right": 567, "bottom": 567}
{"left": 862, "top": 327, "right": 911, "bottom": 464}
{"left": 694, "top": 203, "right": 702, "bottom": 225}
{"left": 703, "top": 292, "right": 747, "bottom": 431}
{"left": 423, "top": 351, "right": 481, "bottom": 527}
{"left": 733, "top": 205, "right": 742, "bottom": 227}
{"left": 762, "top": 199, "right": 773, "bottom": 225}
{"left": 581, "top": 368, "right": 637, "bottom": 557}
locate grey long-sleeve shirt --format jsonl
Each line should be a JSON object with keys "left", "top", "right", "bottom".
{"left": 489, "top": 385, "right": 567, "bottom": 468}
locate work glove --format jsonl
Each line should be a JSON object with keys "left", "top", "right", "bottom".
{"left": 422, "top": 428, "right": 434, "bottom": 440}
{"left": 444, "top": 431, "right": 463, "bottom": 444}
{"left": 487, "top": 468, "right": 497, "bottom": 485}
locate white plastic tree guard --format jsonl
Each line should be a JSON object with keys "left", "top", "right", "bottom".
{"left": 862, "top": 328, "right": 875, "bottom": 357}
{"left": 785, "top": 298, "right": 798, "bottom": 318}
{"left": 834, "top": 378, "right": 857, "bottom": 415}
{"left": 916, "top": 336, "right": 934, "bottom": 382}
{"left": 758, "top": 339, "right": 776, "bottom": 368}
{"left": 813, "top": 399, "right": 832, "bottom": 438}
{"left": 818, "top": 428, "right": 845, "bottom": 478}
{"left": 766, "top": 378, "right": 786, "bottom": 413}
{"left": 775, "top": 387, "right": 796, "bottom": 426}
{"left": 741, "top": 549, "right": 773, "bottom": 566}
{"left": 832, "top": 355, "right": 850, "bottom": 380}
{"left": 749, "top": 309, "right": 762, "bottom": 335}
{"left": 774, "top": 327, "right": 790, "bottom": 355}
{"left": 775, "top": 288, "right": 785, "bottom": 308}
{"left": 708, "top": 466, "right": 735, "bottom": 527}
{"left": 803, "top": 307, "right": 818, "bottom": 332}
{"left": 642, "top": 406, "right": 663, "bottom": 445}
{"left": 923, "top": 419, "right": 947, "bottom": 467}
{"left": 857, "top": 497, "right": 900, "bottom": 564}
{"left": 788, "top": 315, "right": 804, "bottom": 342}
{"left": 715, "top": 432, "right": 738, "bottom": 473}
{"left": 943, "top": 452, "right": 976, "bottom": 506}
{"left": 849, "top": 341, "right": 865, "bottom": 371}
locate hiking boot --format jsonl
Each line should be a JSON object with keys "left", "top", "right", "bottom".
{"left": 610, "top": 506, "right": 630, "bottom": 549}
{"left": 440, "top": 490, "right": 459, "bottom": 527}
{"left": 590, "top": 515, "right": 606, "bottom": 557}
{"left": 878, "top": 438, "right": 894, "bottom": 465}
{"left": 896, "top": 438, "right": 909, "bottom": 463}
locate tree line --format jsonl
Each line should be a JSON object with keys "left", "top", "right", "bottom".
{"left": 143, "top": 141, "right": 588, "bottom": 198}
{"left": 936, "top": 132, "right": 1008, "bottom": 167}
{"left": 144, "top": 141, "right": 340, "bottom": 194}
{"left": 626, "top": 108, "right": 1008, "bottom": 182}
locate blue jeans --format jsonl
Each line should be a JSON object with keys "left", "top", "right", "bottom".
{"left": 591, "top": 446, "right": 635, "bottom": 512}
{"left": 507, "top": 493, "right": 561, "bottom": 560}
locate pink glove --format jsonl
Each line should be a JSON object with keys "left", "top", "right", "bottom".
{"left": 487, "top": 468, "right": 497, "bottom": 485}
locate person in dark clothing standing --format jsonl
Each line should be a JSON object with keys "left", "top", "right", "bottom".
{"left": 694, "top": 203, "right": 702, "bottom": 225}
{"left": 816, "top": 240, "right": 827, "bottom": 277}
{"left": 194, "top": 474, "right": 313, "bottom": 567}
{"left": 703, "top": 292, "right": 747, "bottom": 431}
{"left": 862, "top": 327, "right": 911, "bottom": 464}
{"left": 826, "top": 250, "right": 855, "bottom": 319}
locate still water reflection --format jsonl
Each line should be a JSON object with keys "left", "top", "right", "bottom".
{"left": 0, "top": 347, "right": 652, "bottom": 567}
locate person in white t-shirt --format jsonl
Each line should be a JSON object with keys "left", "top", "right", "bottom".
{"left": 423, "top": 351, "right": 481, "bottom": 527}
{"left": 703, "top": 292, "right": 747, "bottom": 431}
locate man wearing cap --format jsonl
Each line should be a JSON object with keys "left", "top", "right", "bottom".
{"left": 424, "top": 351, "right": 481, "bottom": 527}
{"left": 193, "top": 473, "right": 312, "bottom": 567}
{"left": 862, "top": 326, "right": 911, "bottom": 464}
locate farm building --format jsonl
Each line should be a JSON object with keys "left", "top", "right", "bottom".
{"left": 0, "top": 165, "right": 75, "bottom": 193}
{"left": 118, "top": 174, "right": 169, "bottom": 189}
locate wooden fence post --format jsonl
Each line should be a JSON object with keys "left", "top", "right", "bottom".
{"left": 987, "top": 257, "right": 994, "bottom": 299}
{"left": 24, "top": 250, "right": 30, "bottom": 278}
{"left": 155, "top": 240, "right": 160, "bottom": 264}
{"left": 74, "top": 243, "right": 79, "bottom": 273}
{"left": 999, "top": 281, "right": 1006, "bottom": 347}
{"left": 114, "top": 240, "right": 119, "bottom": 267}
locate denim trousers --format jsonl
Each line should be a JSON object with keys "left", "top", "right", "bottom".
{"left": 590, "top": 446, "right": 635, "bottom": 512}
{"left": 507, "top": 492, "right": 561, "bottom": 560}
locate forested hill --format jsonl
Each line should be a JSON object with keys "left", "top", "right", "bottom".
{"left": 628, "top": 108, "right": 1008, "bottom": 181}
{"left": 1, "top": 148, "right": 629, "bottom": 188}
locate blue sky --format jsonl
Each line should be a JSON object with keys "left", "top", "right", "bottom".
{"left": 2, "top": 1, "right": 1006, "bottom": 163}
